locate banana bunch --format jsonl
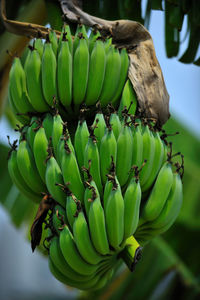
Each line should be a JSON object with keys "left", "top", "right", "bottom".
{"left": 135, "top": 160, "right": 183, "bottom": 245}
{"left": 7, "top": 22, "right": 184, "bottom": 291}
{"left": 8, "top": 24, "right": 130, "bottom": 124}
{"left": 7, "top": 107, "right": 183, "bottom": 289}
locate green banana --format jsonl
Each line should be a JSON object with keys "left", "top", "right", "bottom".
{"left": 105, "top": 181, "right": 124, "bottom": 249}
{"left": 92, "top": 113, "right": 106, "bottom": 150}
{"left": 8, "top": 149, "right": 41, "bottom": 203}
{"left": 61, "top": 140, "right": 84, "bottom": 201}
{"left": 118, "top": 79, "right": 137, "bottom": 118}
{"left": 33, "top": 126, "right": 49, "bottom": 183}
{"left": 49, "top": 258, "right": 105, "bottom": 290}
{"left": 109, "top": 113, "right": 122, "bottom": 140}
{"left": 88, "top": 196, "right": 110, "bottom": 255}
{"left": 57, "top": 36, "right": 72, "bottom": 109}
{"left": 59, "top": 225, "right": 98, "bottom": 275}
{"left": 85, "top": 39, "right": 106, "bottom": 106}
{"left": 52, "top": 204, "right": 67, "bottom": 234}
{"left": 17, "top": 139, "right": 46, "bottom": 193}
{"left": 49, "top": 30, "right": 58, "bottom": 56}
{"left": 45, "top": 155, "right": 66, "bottom": 207}
{"left": 74, "top": 120, "right": 89, "bottom": 169}
{"left": 26, "top": 116, "right": 39, "bottom": 150}
{"left": 56, "top": 132, "right": 75, "bottom": 167}
{"left": 8, "top": 86, "right": 29, "bottom": 125}
{"left": 99, "top": 45, "right": 121, "bottom": 107}
{"left": 24, "top": 47, "right": 49, "bottom": 112}
{"left": 84, "top": 134, "right": 103, "bottom": 195}
{"left": 42, "top": 113, "right": 53, "bottom": 141}
{"left": 112, "top": 48, "right": 129, "bottom": 105}
{"left": 149, "top": 172, "right": 183, "bottom": 230}
{"left": 123, "top": 175, "right": 141, "bottom": 240}
{"left": 139, "top": 124, "right": 156, "bottom": 187}
{"left": 66, "top": 193, "right": 79, "bottom": 230}
{"left": 142, "top": 131, "right": 165, "bottom": 192}
{"left": 49, "top": 236, "right": 94, "bottom": 282}
{"left": 52, "top": 113, "right": 63, "bottom": 158}
{"left": 58, "top": 24, "right": 73, "bottom": 54}
{"left": 73, "top": 210, "right": 103, "bottom": 264}
{"left": 42, "top": 41, "right": 57, "bottom": 106}
{"left": 73, "top": 24, "right": 89, "bottom": 54}
{"left": 73, "top": 37, "right": 89, "bottom": 109}
{"left": 88, "top": 28, "right": 101, "bottom": 53}
{"left": 100, "top": 126, "right": 117, "bottom": 185}
{"left": 84, "top": 180, "right": 100, "bottom": 217}
{"left": 116, "top": 124, "right": 133, "bottom": 187}
{"left": 9, "top": 57, "right": 35, "bottom": 115}
{"left": 131, "top": 121, "right": 143, "bottom": 168}
{"left": 34, "top": 38, "right": 44, "bottom": 58}
{"left": 141, "top": 161, "right": 174, "bottom": 223}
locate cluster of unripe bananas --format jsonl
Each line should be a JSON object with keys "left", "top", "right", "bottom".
{"left": 7, "top": 24, "right": 183, "bottom": 291}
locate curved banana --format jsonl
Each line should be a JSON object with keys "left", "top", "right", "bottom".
{"left": 27, "top": 116, "right": 39, "bottom": 150}
{"left": 118, "top": 79, "right": 137, "bottom": 119}
{"left": 52, "top": 114, "right": 63, "bottom": 158}
{"left": 149, "top": 172, "right": 183, "bottom": 230}
{"left": 73, "top": 24, "right": 89, "bottom": 54}
{"left": 139, "top": 125, "right": 156, "bottom": 187}
{"left": 49, "top": 236, "right": 95, "bottom": 282}
{"left": 142, "top": 131, "right": 165, "bottom": 192}
{"left": 99, "top": 45, "right": 121, "bottom": 107}
{"left": 45, "top": 156, "right": 66, "bottom": 207}
{"left": 141, "top": 161, "right": 174, "bottom": 223}
{"left": 105, "top": 182, "right": 124, "bottom": 250}
{"left": 8, "top": 150, "right": 41, "bottom": 203}
{"left": 116, "top": 124, "right": 133, "bottom": 187}
{"left": 84, "top": 135, "right": 102, "bottom": 195}
{"left": 84, "top": 180, "right": 100, "bottom": 217}
{"left": 85, "top": 39, "right": 106, "bottom": 106}
{"left": 8, "top": 85, "right": 29, "bottom": 125}
{"left": 17, "top": 139, "right": 46, "bottom": 194}
{"left": 42, "top": 41, "right": 57, "bottom": 106}
{"left": 123, "top": 176, "right": 142, "bottom": 240}
{"left": 100, "top": 126, "right": 117, "bottom": 185}
{"left": 57, "top": 36, "right": 72, "bottom": 109}
{"left": 88, "top": 196, "right": 110, "bottom": 255}
{"left": 58, "top": 24, "right": 73, "bottom": 54}
{"left": 59, "top": 225, "right": 98, "bottom": 276}
{"left": 33, "top": 126, "right": 49, "bottom": 183}
{"left": 74, "top": 120, "right": 89, "bottom": 169}
{"left": 24, "top": 48, "right": 49, "bottom": 112}
{"left": 61, "top": 140, "right": 84, "bottom": 201}
{"left": 66, "top": 194, "right": 79, "bottom": 230}
{"left": 49, "top": 30, "right": 58, "bottom": 56}
{"left": 88, "top": 28, "right": 101, "bottom": 53}
{"left": 131, "top": 122, "right": 143, "bottom": 168}
{"left": 73, "top": 37, "right": 89, "bottom": 109}
{"left": 109, "top": 113, "right": 122, "bottom": 140}
{"left": 42, "top": 113, "right": 53, "bottom": 141}
{"left": 73, "top": 211, "right": 103, "bottom": 264}
{"left": 34, "top": 38, "right": 44, "bottom": 58}
{"left": 92, "top": 113, "right": 106, "bottom": 150}
{"left": 9, "top": 57, "right": 35, "bottom": 115}
{"left": 49, "top": 257, "right": 100, "bottom": 290}
{"left": 112, "top": 48, "right": 129, "bottom": 105}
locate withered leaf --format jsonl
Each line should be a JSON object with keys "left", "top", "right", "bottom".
{"left": 30, "top": 195, "right": 52, "bottom": 252}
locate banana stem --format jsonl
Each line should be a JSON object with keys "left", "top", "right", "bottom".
{"left": 119, "top": 236, "right": 142, "bottom": 272}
